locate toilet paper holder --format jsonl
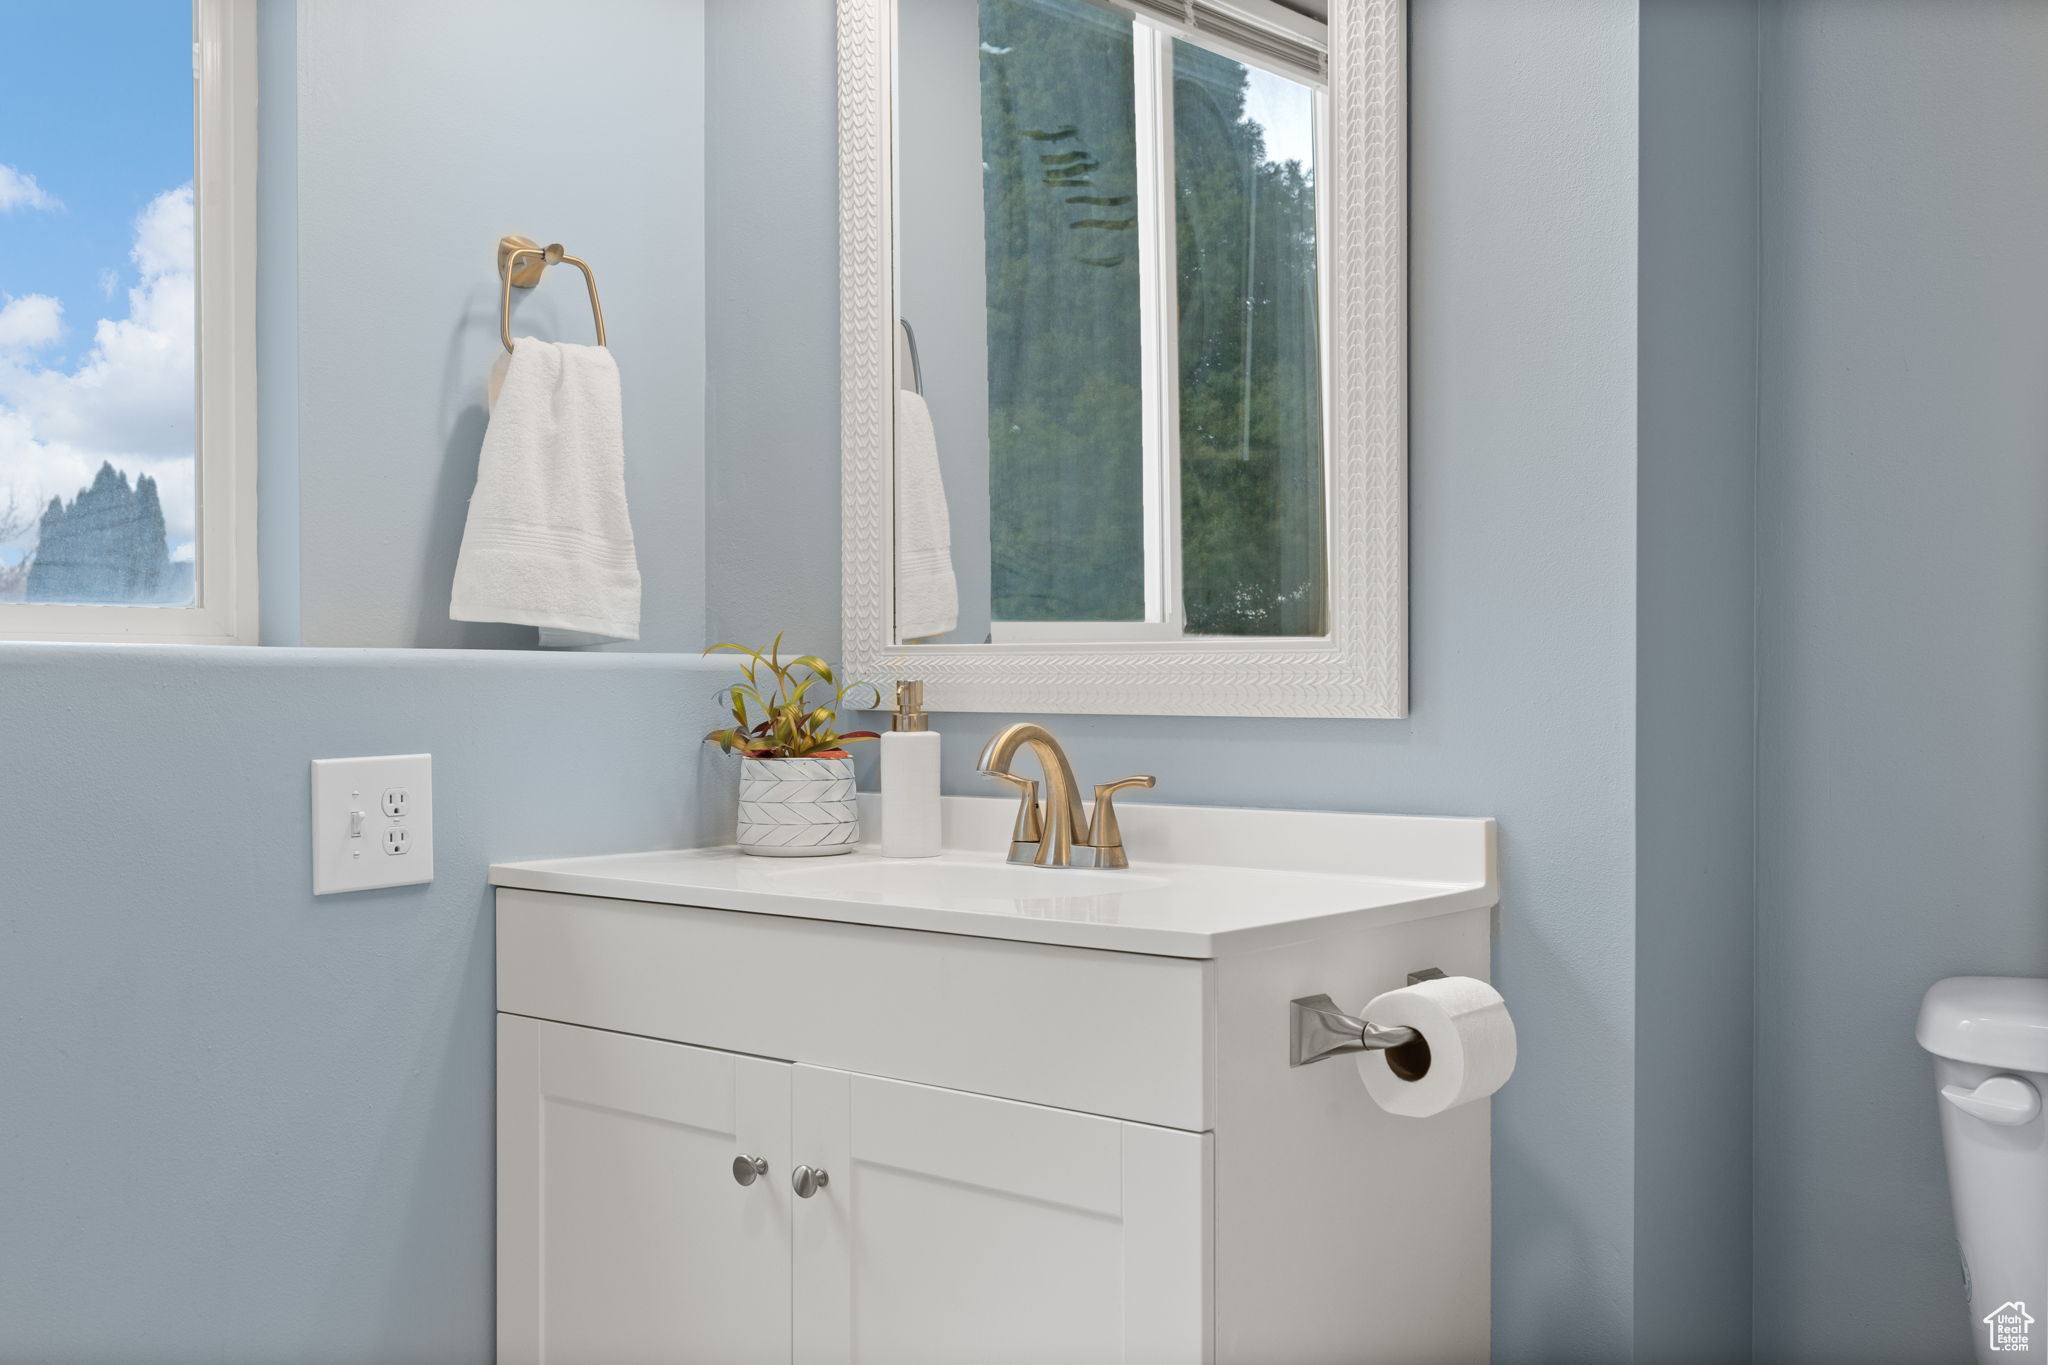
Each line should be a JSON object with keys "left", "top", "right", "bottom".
{"left": 1290, "top": 968, "right": 1445, "bottom": 1070}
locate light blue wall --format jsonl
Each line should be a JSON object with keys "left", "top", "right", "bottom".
{"left": 703, "top": 3, "right": 1646, "bottom": 1359}
{"left": 1755, "top": 2, "right": 2048, "bottom": 1359}
{"left": 0, "top": 3, "right": 728, "bottom": 1360}
{"left": 0, "top": 647, "right": 732, "bottom": 1364}
{"left": 286, "top": 0, "right": 706, "bottom": 650}
{"left": 704, "top": 0, "right": 843, "bottom": 649}
{"left": 1635, "top": 2, "right": 1759, "bottom": 1360}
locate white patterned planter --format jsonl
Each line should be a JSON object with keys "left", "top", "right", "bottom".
{"left": 736, "top": 755, "right": 860, "bottom": 857}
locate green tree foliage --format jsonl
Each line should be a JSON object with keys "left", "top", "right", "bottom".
{"left": 26, "top": 461, "right": 178, "bottom": 605}
{"left": 980, "top": 0, "right": 1145, "bottom": 622}
{"left": 977, "top": 1, "right": 1326, "bottom": 635}
{"left": 1172, "top": 42, "right": 1326, "bottom": 636}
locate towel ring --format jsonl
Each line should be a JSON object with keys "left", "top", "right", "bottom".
{"left": 498, "top": 234, "right": 606, "bottom": 354}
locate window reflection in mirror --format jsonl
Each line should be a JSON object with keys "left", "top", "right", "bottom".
{"left": 895, "top": 0, "right": 1326, "bottom": 647}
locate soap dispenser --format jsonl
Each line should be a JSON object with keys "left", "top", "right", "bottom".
{"left": 881, "top": 681, "right": 941, "bottom": 858}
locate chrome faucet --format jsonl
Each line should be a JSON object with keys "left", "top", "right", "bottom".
{"left": 977, "top": 723, "right": 1156, "bottom": 869}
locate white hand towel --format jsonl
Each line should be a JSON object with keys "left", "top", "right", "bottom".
{"left": 451, "top": 339, "right": 641, "bottom": 644}
{"left": 894, "top": 390, "right": 958, "bottom": 640}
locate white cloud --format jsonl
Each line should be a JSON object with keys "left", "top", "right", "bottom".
{"left": 0, "top": 164, "right": 61, "bottom": 213}
{"left": 130, "top": 185, "right": 192, "bottom": 280}
{"left": 0, "top": 295, "right": 62, "bottom": 353}
{"left": 0, "top": 184, "right": 195, "bottom": 558}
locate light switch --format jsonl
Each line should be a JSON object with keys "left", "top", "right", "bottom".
{"left": 312, "top": 754, "right": 434, "bottom": 894}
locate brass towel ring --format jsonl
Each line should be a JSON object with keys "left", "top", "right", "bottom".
{"left": 498, "top": 234, "right": 607, "bottom": 353}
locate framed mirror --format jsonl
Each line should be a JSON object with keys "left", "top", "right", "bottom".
{"left": 840, "top": 0, "right": 1405, "bottom": 716}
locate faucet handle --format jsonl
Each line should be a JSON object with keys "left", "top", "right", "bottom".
{"left": 1085, "top": 776, "right": 1156, "bottom": 868}
{"left": 984, "top": 771, "right": 1043, "bottom": 860}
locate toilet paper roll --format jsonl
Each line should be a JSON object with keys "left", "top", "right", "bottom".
{"left": 1356, "top": 975, "right": 1518, "bottom": 1119}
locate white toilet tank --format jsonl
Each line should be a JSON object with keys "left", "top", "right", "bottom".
{"left": 1918, "top": 976, "right": 2048, "bottom": 1364}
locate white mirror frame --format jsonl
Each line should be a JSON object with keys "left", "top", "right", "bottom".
{"left": 839, "top": 0, "right": 1406, "bottom": 717}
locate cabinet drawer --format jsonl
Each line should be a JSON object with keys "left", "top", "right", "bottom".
{"left": 497, "top": 888, "right": 1214, "bottom": 1130}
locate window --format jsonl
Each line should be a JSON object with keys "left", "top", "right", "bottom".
{"left": 0, "top": 0, "right": 256, "bottom": 643}
{"left": 978, "top": 0, "right": 1326, "bottom": 642}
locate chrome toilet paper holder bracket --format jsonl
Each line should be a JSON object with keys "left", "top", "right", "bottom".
{"left": 1290, "top": 968, "right": 1445, "bottom": 1068}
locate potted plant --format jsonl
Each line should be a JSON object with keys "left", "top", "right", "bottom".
{"left": 705, "top": 636, "right": 881, "bottom": 856}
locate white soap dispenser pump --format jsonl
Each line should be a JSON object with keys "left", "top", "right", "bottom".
{"left": 880, "top": 680, "right": 942, "bottom": 858}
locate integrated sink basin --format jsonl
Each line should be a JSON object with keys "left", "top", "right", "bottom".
{"left": 491, "top": 794, "right": 1498, "bottom": 958}
{"left": 760, "top": 857, "right": 1168, "bottom": 902}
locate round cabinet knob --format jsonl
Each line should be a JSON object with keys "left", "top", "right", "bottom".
{"left": 732, "top": 1154, "right": 768, "bottom": 1186}
{"left": 791, "top": 1164, "right": 831, "bottom": 1199}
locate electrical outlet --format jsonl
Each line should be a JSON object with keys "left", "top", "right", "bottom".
{"left": 311, "top": 754, "right": 434, "bottom": 894}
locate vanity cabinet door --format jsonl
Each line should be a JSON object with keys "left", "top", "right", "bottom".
{"left": 791, "top": 1066, "right": 1212, "bottom": 1365}
{"left": 498, "top": 1015, "right": 793, "bottom": 1365}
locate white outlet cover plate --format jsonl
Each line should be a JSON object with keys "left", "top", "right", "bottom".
{"left": 311, "top": 754, "right": 434, "bottom": 894}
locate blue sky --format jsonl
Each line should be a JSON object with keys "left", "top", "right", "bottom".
{"left": 1, "top": 3, "right": 192, "bottom": 368}
{"left": 1237, "top": 59, "right": 1317, "bottom": 176}
{"left": 0, "top": 1, "right": 195, "bottom": 564}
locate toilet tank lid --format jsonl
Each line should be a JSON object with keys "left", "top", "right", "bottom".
{"left": 1917, "top": 976, "right": 2048, "bottom": 1071}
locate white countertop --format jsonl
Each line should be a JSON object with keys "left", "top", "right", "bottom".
{"left": 491, "top": 796, "right": 1498, "bottom": 958}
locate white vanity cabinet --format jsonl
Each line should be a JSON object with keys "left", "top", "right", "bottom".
{"left": 493, "top": 798, "right": 1500, "bottom": 1365}
{"left": 499, "top": 1011, "right": 1206, "bottom": 1365}
{"left": 497, "top": 1020, "right": 793, "bottom": 1365}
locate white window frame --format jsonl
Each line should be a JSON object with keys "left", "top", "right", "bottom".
{"left": 0, "top": 0, "right": 258, "bottom": 644}
{"left": 988, "top": 6, "right": 1330, "bottom": 645}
